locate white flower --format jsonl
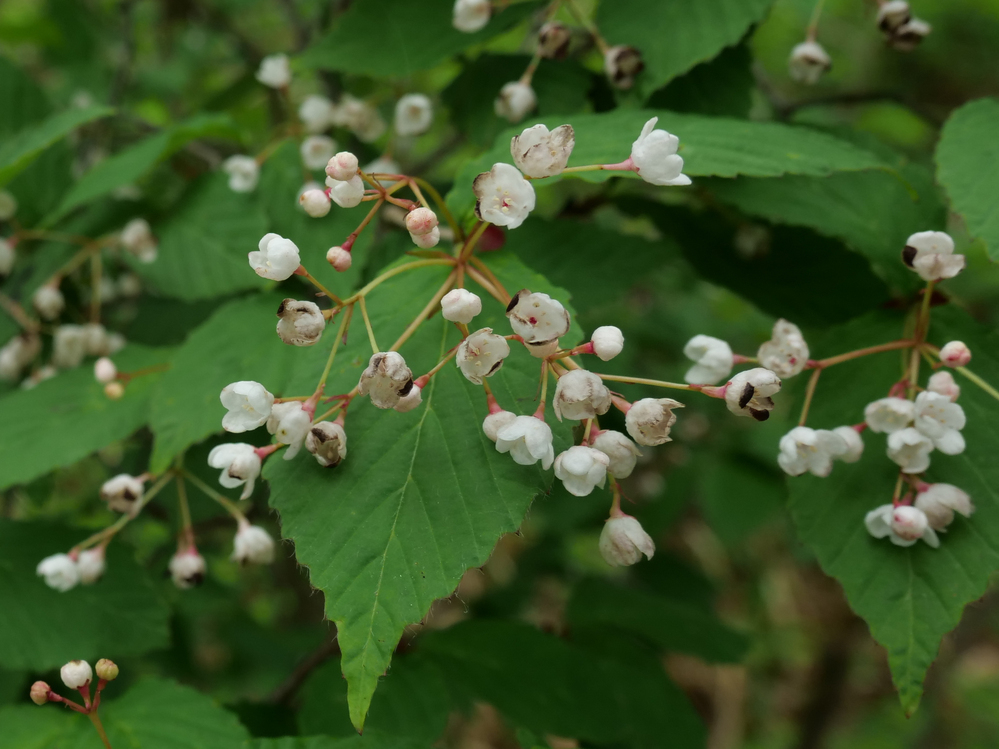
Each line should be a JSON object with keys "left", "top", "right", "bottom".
{"left": 100, "top": 474, "right": 145, "bottom": 515}
{"left": 221, "top": 380, "right": 275, "bottom": 432}
{"left": 495, "top": 415, "right": 555, "bottom": 469}
{"left": 305, "top": 421, "right": 348, "bottom": 467}
{"left": 832, "top": 426, "right": 864, "bottom": 462}
{"left": 599, "top": 514, "right": 655, "bottom": 566}
{"left": 777, "top": 426, "right": 848, "bottom": 477}
{"left": 913, "top": 390, "right": 966, "bottom": 454}
{"left": 300, "top": 188, "right": 331, "bottom": 218}
{"left": 406, "top": 209, "right": 439, "bottom": 240}
{"left": 358, "top": 351, "right": 415, "bottom": 409}
{"left": 553, "top": 369, "right": 612, "bottom": 422}
{"left": 453, "top": 0, "right": 490, "bottom": 32}
{"left": 33, "top": 285, "right": 65, "bottom": 320}
{"left": 232, "top": 522, "right": 275, "bottom": 565}
{"left": 249, "top": 233, "right": 301, "bottom": 280}
{"left": 394, "top": 94, "right": 433, "bottom": 136}
{"left": 625, "top": 397, "right": 684, "bottom": 446}
{"left": 207, "top": 443, "right": 262, "bottom": 499}
{"left": 326, "top": 174, "right": 365, "bottom": 208}
{"left": 788, "top": 41, "right": 831, "bottom": 84}
{"left": 37, "top": 553, "right": 80, "bottom": 592}
{"left": 505, "top": 289, "right": 570, "bottom": 345}
{"left": 394, "top": 383, "right": 423, "bottom": 412}
{"left": 169, "top": 549, "right": 206, "bottom": 588}
{"left": 77, "top": 548, "right": 105, "bottom": 585}
{"left": 889, "top": 17, "right": 931, "bottom": 50}
{"left": 456, "top": 328, "right": 510, "bottom": 385}
{"left": 266, "top": 402, "right": 313, "bottom": 459}
{"left": 299, "top": 95, "right": 336, "bottom": 133}
{"left": 473, "top": 163, "right": 536, "bottom": 229}
{"left": 865, "top": 504, "right": 939, "bottom": 547}
{"left": 0, "top": 190, "right": 17, "bottom": 220}
{"left": 276, "top": 299, "right": 325, "bottom": 346}
{"left": 590, "top": 326, "right": 624, "bottom": 361}
{"left": 877, "top": 0, "right": 911, "bottom": 33}
{"left": 902, "top": 231, "right": 964, "bottom": 281}
{"left": 887, "top": 427, "right": 934, "bottom": 473}
{"left": 927, "top": 371, "right": 960, "bottom": 402}
{"left": 510, "top": 124, "right": 575, "bottom": 179}
{"left": 81, "top": 323, "right": 111, "bottom": 356}
{"left": 537, "top": 21, "right": 572, "bottom": 59}
{"left": 222, "top": 155, "right": 260, "bottom": 193}
{"left": 864, "top": 397, "right": 914, "bottom": 433}
{"left": 94, "top": 357, "right": 117, "bottom": 384}
{"left": 604, "top": 45, "right": 644, "bottom": 90}
{"left": 591, "top": 430, "right": 642, "bottom": 478}
{"left": 0, "top": 333, "right": 41, "bottom": 381}
{"left": 327, "top": 246, "right": 352, "bottom": 271}
{"left": 494, "top": 81, "right": 536, "bottom": 123}
{"left": 412, "top": 226, "right": 441, "bottom": 249}
{"left": 333, "top": 96, "right": 386, "bottom": 142}
{"left": 683, "top": 335, "right": 733, "bottom": 385}
{"left": 301, "top": 135, "right": 337, "bottom": 170}
{"left": 725, "top": 368, "right": 781, "bottom": 421}
{"left": 914, "top": 483, "right": 973, "bottom": 531}
{"left": 630, "top": 117, "right": 691, "bottom": 186}
{"left": 256, "top": 53, "right": 291, "bottom": 88}
{"left": 60, "top": 660, "right": 93, "bottom": 689}
{"left": 326, "top": 151, "right": 359, "bottom": 182}
{"left": 120, "top": 218, "right": 157, "bottom": 263}
{"left": 52, "top": 325, "right": 87, "bottom": 369}
{"left": 939, "top": 340, "right": 971, "bottom": 368}
{"left": 440, "top": 289, "right": 481, "bottom": 325}
{"left": 0, "top": 237, "right": 14, "bottom": 275}
{"left": 554, "top": 446, "right": 609, "bottom": 496}
{"left": 483, "top": 410, "right": 518, "bottom": 442}
{"left": 757, "top": 319, "right": 809, "bottom": 378}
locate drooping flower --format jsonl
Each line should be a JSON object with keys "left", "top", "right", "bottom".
{"left": 357, "top": 352, "right": 415, "bottom": 409}
{"left": 494, "top": 81, "right": 537, "bottom": 123}
{"left": 276, "top": 299, "right": 325, "bottom": 347}
{"left": 456, "top": 328, "right": 510, "bottom": 385}
{"left": 552, "top": 369, "right": 612, "bottom": 422}
{"left": 222, "top": 155, "right": 260, "bottom": 193}
{"left": 266, "top": 402, "right": 313, "bottom": 459}
{"left": 37, "top": 553, "right": 80, "bottom": 592}
{"left": 52, "top": 325, "right": 87, "bottom": 369}
{"left": 625, "top": 397, "right": 684, "bottom": 446}
{"left": 100, "top": 474, "right": 145, "bottom": 515}
{"left": 440, "top": 288, "right": 481, "bottom": 324}
{"left": 300, "top": 135, "right": 337, "bottom": 170}
{"left": 554, "top": 446, "right": 609, "bottom": 496}
{"left": 886, "top": 427, "right": 934, "bottom": 473}
{"left": 326, "top": 174, "right": 365, "bottom": 208}
{"left": 305, "top": 421, "right": 348, "bottom": 467}
{"left": 249, "top": 233, "right": 301, "bottom": 280}
{"left": 169, "top": 548, "right": 206, "bottom": 589}
{"left": 888, "top": 17, "right": 931, "bottom": 51}
{"left": 902, "top": 231, "right": 964, "bottom": 282}
{"left": 120, "top": 218, "right": 158, "bottom": 263}
{"left": 757, "top": 319, "right": 809, "bottom": 378}
{"left": 232, "top": 521, "right": 275, "bottom": 565}
{"left": 220, "top": 381, "right": 274, "bottom": 432}
{"left": 877, "top": 0, "right": 911, "bottom": 33}
{"left": 604, "top": 45, "right": 645, "bottom": 89}
{"left": 590, "top": 430, "right": 642, "bottom": 479}
{"left": 914, "top": 483, "right": 973, "bottom": 531}
{"left": 630, "top": 117, "right": 691, "bottom": 186}
{"left": 483, "top": 410, "right": 518, "bottom": 442}
{"left": 724, "top": 368, "right": 781, "bottom": 421}
{"left": 777, "top": 426, "right": 848, "bottom": 477}
{"left": 394, "top": 94, "right": 433, "bottom": 137}
{"left": 864, "top": 397, "right": 915, "bottom": 433}
{"left": 865, "top": 504, "right": 939, "bottom": 547}
{"left": 913, "top": 390, "right": 966, "bottom": 454}
{"left": 473, "top": 163, "right": 536, "bottom": 229}
{"left": 926, "top": 370, "right": 960, "bottom": 402}
{"left": 299, "top": 94, "right": 336, "bottom": 133}
{"left": 537, "top": 22, "right": 572, "bottom": 59}
{"left": 599, "top": 514, "right": 655, "bottom": 566}
{"left": 495, "top": 415, "right": 555, "bottom": 469}
{"left": 256, "top": 53, "right": 291, "bottom": 88}
{"left": 832, "top": 426, "right": 865, "bottom": 463}
{"left": 300, "top": 188, "right": 331, "bottom": 218}
{"left": 683, "top": 335, "right": 734, "bottom": 385}
{"left": 207, "top": 443, "right": 262, "bottom": 499}
{"left": 33, "top": 284, "right": 65, "bottom": 320}
{"left": 788, "top": 40, "right": 831, "bottom": 84}
{"left": 332, "top": 95, "right": 386, "bottom": 142}
{"left": 510, "top": 124, "right": 575, "bottom": 179}
{"left": 76, "top": 547, "right": 106, "bottom": 585}
{"left": 452, "top": 0, "right": 490, "bottom": 33}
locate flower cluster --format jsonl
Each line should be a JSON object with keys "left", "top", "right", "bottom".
{"left": 30, "top": 658, "right": 120, "bottom": 745}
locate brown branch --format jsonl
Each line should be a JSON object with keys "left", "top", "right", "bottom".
{"left": 268, "top": 630, "right": 341, "bottom": 704}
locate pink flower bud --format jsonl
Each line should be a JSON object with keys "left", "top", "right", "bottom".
{"left": 939, "top": 340, "right": 971, "bottom": 367}
{"left": 405, "top": 207, "right": 439, "bottom": 236}
{"left": 326, "top": 246, "right": 352, "bottom": 272}
{"left": 94, "top": 357, "right": 117, "bottom": 384}
{"left": 325, "top": 151, "right": 359, "bottom": 182}
{"left": 299, "top": 189, "right": 331, "bottom": 218}
{"left": 30, "top": 681, "right": 50, "bottom": 705}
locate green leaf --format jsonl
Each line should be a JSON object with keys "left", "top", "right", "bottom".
{"left": 566, "top": 577, "right": 748, "bottom": 662}
{"left": 0, "top": 345, "right": 170, "bottom": 490}
{"left": 249, "top": 736, "right": 430, "bottom": 749}
{"left": 132, "top": 173, "right": 269, "bottom": 300}
{"left": 263, "top": 253, "right": 577, "bottom": 730}
{"left": 148, "top": 293, "right": 299, "bottom": 473}
{"left": 0, "top": 522, "right": 170, "bottom": 670}
{"left": 786, "top": 307, "right": 999, "bottom": 713}
{"left": 936, "top": 97, "right": 999, "bottom": 260}
{"left": 646, "top": 42, "right": 755, "bottom": 118}
{"left": 0, "top": 706, "right": 73, "bottom": 749}
{"left": 0, "top": 105, "right": 114, "bottom": 187}
{"left": 0, "top": 57, "right": 49, "bottom": 136}
{"left": 596, "top": 0, "right": 773, "bottom": 96}
{"left": 300, "top": 0, "right": 540, "bottom": 77}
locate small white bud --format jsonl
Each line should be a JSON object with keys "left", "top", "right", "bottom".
{"left": 590, "top": 326, "right": 624, "bottom": 361}
{"left": 33, "top": 285, "right": 65, "bottom": 320}
{"left": 232, "top": 521, "right": 275, "bottom": 565}
{"left": 60, "top": 660, "right": 93, "bottom": 689}
{"left": 411, "top": 226, "right": 440, "bottom": 248}
{"left": 77, "top": 547, "right": 106, "bottom": 585}
{"left": 440, "top": 289, "right": 482, "bottom": 324}
{"left": 94, "top": 357, "right": 117, "bottom": 384}
{"left": 494, "top": 81, "right": 536, "bottom": 123}
{"left": 326, "top": 246, "right": 352, "bottom": 271}
{"left": 788, "top": 40, "right": 831, "bottom": 85}
{"left": 222, "top": 155, "right": 260, "bottom": 193}
{"left": 120, "top": 218, "right": 158, "bottom": 263}
{"left": 256, "top": 53, "right": 291, "bottom": 88}
{"left": 30, "top": 681, "right": 50, "bottom": 705}
{"left": 299, "top": 95, "right": 336, "bottom": 133}
{"left": 939, "top": 341, "right": 971, "bottom": 368}
{"left": 301, "top": 135, "right": 337, "bottom": 171}
{"left": 37, "top": 553, "right": 80, "bottom": 592}
{"left": 405, "top": 207, "right": 439, "bottom": 236}
{"left": 453, "top": 0, "right": 490, "bottom": 33}
{"left": 326, "top": 151, "right": 359, "bottom": 182}
{"left": 299, "top": 188, "right": 331, "bottom": 218}
{"left": 927, "top": 370, "right": 960, "bottom": 401}
{"left": 249, "top": 233, "right": 300, "bottom": 280}
{"left": 169, "top": 549, "right": 206, "bottom": 588}
{"left": 483, "top": 410, "right": 517, "bottom": 442}
{"left": 599, "top": 514, "right": 655, "bottom": 566}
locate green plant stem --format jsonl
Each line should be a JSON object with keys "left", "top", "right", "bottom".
{"left": 595, "top": 373, "right": 700, "bottom": 391}
{"left": 391, "top": 271, "right": 456, "bottom": 351}
{"left": 318, "top": 305, "right": 353, "bottom": 387}
{"left": 815, "top": 340, "right": 914, "bottom": 368}
{"left": 302, "top": 271, "right": 342, "bottom": 305}
{"left": 183, "top": 470, "right": 247, "bottom": 522}
{"left": 798, "top": 367, "right": 822, "bottom": 426}
{"left": 88, "top": 711, "right": 113, "bottom": 749}
{"left": 358, "top": 296, "right": 379, "bottom": 353}
{"left": 71, "top": 472, "right": 174, "bottom": 553}
{"left": 346, "top": 259, "right": 455, "bottom": 302}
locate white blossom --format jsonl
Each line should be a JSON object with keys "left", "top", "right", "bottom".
{"left": 60, "top": 660, "right": 93, "bottom": 689}
{"left": 221, "top": 380, "right": 275, "bottom": 432}
{"left": 914, "top": 483, "right": 973, "bottom": 531}
{"left": 33, "top": 285, "right": 65, "bottom": 320}
{"left": 927, "top": 371, "right": 960, "bottom": 402}
{"left": 483, "top": 410, "right": 517, "bottom": 442}
{"left": 599, "top": 514, "right": 655, "bottom": 566}
{"left": 725, "top": 368, "right": 781, "bottom": 421}
{"left": 865, "top": 504, "right": 939, "bottom": 547}
{"left": 394, "top": 383, "right": 423, "bottom": 412}
{"left": 757, "top": 319, "right": 809, "bottom": 378}
{"left": 100, "top": 474, "right": 145, "bottom": 515}
{"left": 889, "top": 17, "right": 931, "bottom": 50}
{"left": 553, "top": 369, "right": 612, "bottom": 422}
{"left": 441, "top": 288, "right": 482, "bottom": 324}
{"left": 120, "top": 218, "right": 157, "bottom": 263}
{"left": 266, "top": 402, "right": 313, "bottom": 459}
{"left": 0, "top": 190, "right": 17, "bottom": 221}
{"left": 326, "top": 174, "right": 365, "bottom": 208}
{"left": 591, "top": 430, "right": 642, "bottom": 478}
{"left": 788, "top": 41, "right": 831, "bottom": 84}
{"left": 37, "top": 553, "right": 80, "bottom": 592}
{"left": 0, "top": 237, "right": 14, "bottom": 275}
{"left": 590, "top": 326, "right": 624, "bottom": 361}
{"left": 456, "top": 328, "right": 510, "bottom": 385}
{"left": 305, "top": 421, "right": 348, "bottom": 467}
{"left": 630, "top": 117, "right": 691, "bottom": 186}
{"left": 232, "top": 522, "right": 275, "bottom": 565}
{"left": 249, "top": 233, "right": 301, "bottom": 280}
{"left": 300, "top": 188, "right": 331, "bottom": 218}
{"left": 276, "top": 299, "right": 325, "bottom": 346}
{"left": 453, "top": 0, "right": 490, "bottom": 32}
{"left": 169, "top": 549, "right": 206, "bottom": 589}
{"left": 222, "top": 155, "right": 260, "bottom": 193}
{"left": 505, "top": 289, "right": 570, "bottom": 345}
{"left": 495, "top": 415, "right": 555, "bottom": 469}
{"left": 683, "top": 335, "right": 733, "bottom": 385}
{"left": 394, "top": 94, "right": 433, "bottom": 136}
{"left": 877, "top": 0, "right": 911, "bottom": 32}
{"left": 832, "top": 426, "right": 865, "bottom": 463}
{"left": 326, "top": 151, "right": 359, "bottom": 182}
{"left": 473, "top": 163, "right": 536, "bottom": 229}
{"left": 333, "top": 96, "right": 386, "bottom": 142}
{"left": 52, "top": 325, "right": 87, "bottom": 369}
{"left": 864, "top": 397, "right": 915, "bottom": 433}
{"left": 411, "top": 226, "right": 440, "bottom": 249}
{"left": 626, "top": 397, "right": 684, "bottom": 446}
{"left": 77, "top": 548, "right": 105, "bottom": 585}
{"left": 357, "top": 351, "right": 415, "bottom": 409}
{"left": 939, "top": 340, "right": 971, "bottom": 368}
{"left": 301, "top": 135, "right": 337, "bottom": 170}
{"left": 902, "top": 231, "right": 964, "bottom": 281}
{"left": 913, "top": 390, "right": 966, "bottom": 454}
{"left": 554, "top": 445, "right": 609, "bottom": 496}
{"left": 256, "top": 53, "right": 291, "bottom": 88}
{"left": 0, "top": 334, "right": 40, "bottom": 381}
{"left": 299, "top": 95, "right": 336, "bottom": 133}
{"left": 777, "top": 426, "right": 848, "bottom": 477}
{"left": 494, "top": 81, "right": 536, "bottom": 123}
{"left": 604, "top": 45, "right": 644, "bottom": 90}
{"left": 207, "top": 443, "right": 262, "bottom": 499}
{"left": 510, "top": 124, "right": 575, "bottom": 179}
{"left": 887, "top": 427, "right": 934, "bottom": 473}
{"left": 94, "top": 357, "right": 117, "bottom": 384}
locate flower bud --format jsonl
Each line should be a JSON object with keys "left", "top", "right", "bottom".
{"left": 169, "top": 548, "right": 206, "bottom": 589}
{"left": 411, "top": 226, "right": 440, "bottom": 248}
{"left": 325, "top": 151, "right": 359, "bottom": 182}
{"left": 357, "top": 352, "right": 415, "bottom": 409}
{"left": 327, "top": 174, "right": 365, "bottom": 208}
{"left": 394, "top": 94, "right": 433, "bottom": 137}
{"left": 394, "top": 383, "right": 423, "bottom": 412}
{"left": 327, "top": 246, "right": 353, "bottom": 271}
{"left": 94, "top": 357, "right": 117, "bottom": 384}
{"left": 33, "top": 284, "right": 65, "bottom": 321}
{"left": 440, "top": 288, "right": 482, "bottom": 324}
{"left": 590, "top": 326, "right": 624, "bottom": 361}
{"left": 405, "top": 207, "right": 439, "bottom": 236}
{"left": 222, "top": 155, "right": 260, "bottom": 193}
{"left": 939, "top": 341, "right": 971, "bottom": 367}
{"left": 604, "top": 45, "right": 645, "bottom": 90}
{"left": 256, "top": 53, "right": 290, "bottom": 89}
{"left": 483, "top": 410, "right": 517, "bottom": 442}
{"left": 232, "top": 521, "right": 276, "bottom": 565}
{"left": 724, "top": 368, "right": 781, "bottom": 421}
{"left": 120, "top": 218, "right": 158, "bottom": 263}
{"left": 494, "top": 81, "right": 536, "bottom": 123}
{"left": 77, "top": 547, "right": 106, "bottom": 584}
{"left": 554, "top": 445, "right": 609, "bottom": 496}
{"left": 37, "top": 553, "right": 80, "bottom": 592}
{"left": 927, "top": 370, "right": 960, "bottom": 402}
{"left": 590, "top": 430, "right": 642, "bottom": 478}
{"left": 104, "top": 381, "right": 125, "bottom": 399}
{"left": 95, "top": 658, "right": 119, "bottom": 681}
{"left": 552, "top": 369, "right": 612, "bottom": 422}
{"left": 453, "top": 0, "right": 491, "bottom": 33}
{"left": 276, "top": 299, "right": 325, "bottom": 347}
{"left": 788, "top": 40, "right": 831, "bottom": 85}
{"left": 599, "top": 514, "right": 655, "bottom": 566}
{"left": 538, "top": 21, "right": 572, "bottom": 59}
{"left": 60, "top": 660, "right": 93, "bottom": 689}
{"left": 626, "top": 397, "right": 684, "bottom": 446}
{"left": 299, "top": 189, "right": 332, "bottom": 218}
{"left": 306, "top": 421, "right": 348, "bottom": 467}
{"left": 30, "top": 681, "right": 50, "bottom": 705}
{"left": 301, "top": 135, "right": 337, "bottom": 171}
{"left": 299, "top": 94, "right": 336, "bottom": 133}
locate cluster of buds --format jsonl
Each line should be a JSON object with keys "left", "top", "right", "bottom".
{"left": 31, "top": 658, "right": 119, "bottom": 745}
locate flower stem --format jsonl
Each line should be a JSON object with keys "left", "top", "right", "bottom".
{"left": 318, "top": 305, "right": 353, "bottom": 388}
{"left": 358, "top": 296, "right": 379, "bottom": 353}
{"left": 798, "top": 367, "right": 822, "bottom": 426}
{"left": 806, "top": 0, "right": 827, "bottom": 40}
{"left": 301, "top": 270, "right": 342, "bottom": 305}
{"left": 410, "top": 177, "right": 463, "bottom": 241}
{"left": 88, "top": 710, "right": 114, "bottom": 749}
{"left": 464, "top": 265, "right": 506, "bottom": 305}
{"left": 814, "top": 339, "right": 914, "bottom": 368}
{"left": 458, "top": 221, "right": 490, "bottom": 262}
{"left": 594, "top": 373, "right": 700, "bottom": 391}
{"left": 347, "top": 259, "right": 455, "bottom": 302}
{"left": 71, "top": 472, "right": 174, "bottom": 553}
{"left": 175, "top": 468, "right": 194, "bottom": 546}
{"left": 182, "top": 470, "right": 247, "bottom": 523}
{"left": 390, "top": 271, "right": 456, "bottom": 351}
{"left": 955, "top": 365, "right": 999, "bottom": 402}
{"left": 342, "top": 198, "right": 384, "bottom": 250}
{"left": 469, "top": 256, "right": 510, "bottom": 300}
